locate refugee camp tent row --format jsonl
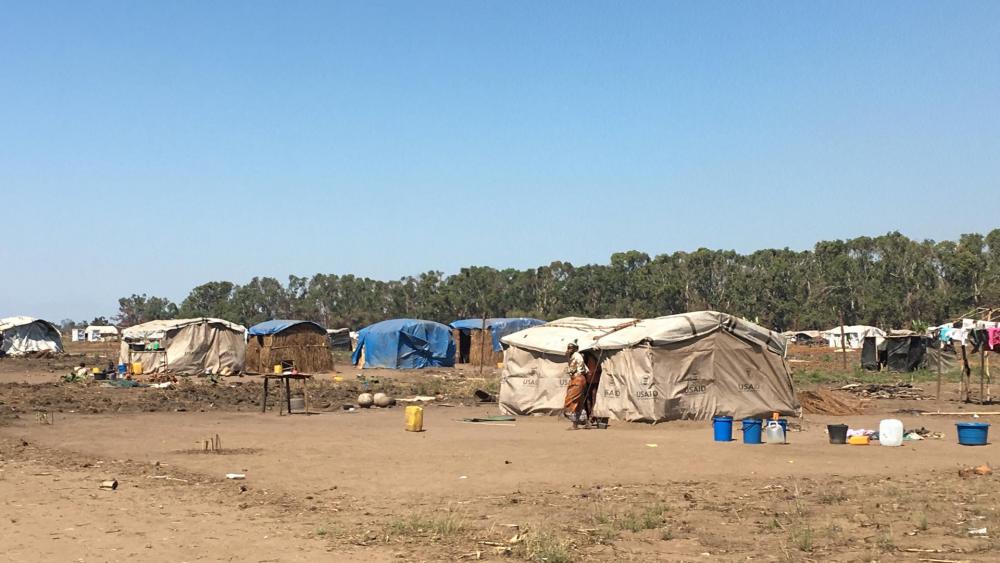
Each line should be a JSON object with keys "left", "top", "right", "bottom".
{"left": 821, "top": 325, "right": 885, "bottom": 349}
{"left": 246, "top": 320, "right": 334, "bottom": 374}
{"left": 120, "top": 318, "right": 246, "bottom": 375}
{"left": 450, "top": 317, "right": 545, "bottom": 366}
{"left": 780, "top": 330, "right": 823, "bottom": 345}
{"left": 0, "top": 316, "right": 64, "bottom": 356}
{"left": 500, "top": 312, "right": 800, "bottom": 422}
{"left": 351, "top": 319, "right": 455, "bottom": 369}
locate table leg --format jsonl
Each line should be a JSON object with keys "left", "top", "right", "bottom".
{"left": 285, "top": 376, "right": 292, "bottom": 414}
{"left": 261, "top": 377, "right": 269, "bottom": 413}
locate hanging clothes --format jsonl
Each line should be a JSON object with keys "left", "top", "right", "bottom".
{"left": 989, "top": 327, "right": 1000, "bottom": 351}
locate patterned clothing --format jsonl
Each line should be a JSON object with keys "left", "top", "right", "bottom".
{"left": 564, "top": 351, "right": 590, "bottom": 422}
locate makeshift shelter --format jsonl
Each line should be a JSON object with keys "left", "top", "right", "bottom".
{"left": 351, "top": 319, "right": 455, "bottom": 369}
{"left": 861, "top": 332, "right": 929, "bottom": 372}
{"left": 246, "top": 320, "right": 334, "bottom": 374}
{"left": 781, "top": 330, "right": 823, "bottom": 346}
{"left": 86, "top": 325, "right": 119, "bottom": 342}
{"left": 499, "top": 317, "right": 638, "bottom": 415}
{"left": 326, "top": 328, "right": 352, "bottom": 350}
{"left": 500, "top": 313, "right": 800, "bottom": 422}
{"left": 821, "top": 325, "right": 885, "bottom": 350}
{"left": 0, "top": 317, "right": 64, "bottom": 356}
{"left": 119, "top": 318, "right": 246, "bottom": 375}
{"left": 450, "top": 318, "right": 545, "bottom": 366}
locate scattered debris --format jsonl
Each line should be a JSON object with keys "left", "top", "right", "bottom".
{"left": 225, "top": 473, "right": 246, "bottom": 480}
{"left": 473, "top": 389, "right": 497, "bottom": 403}
{"left": 99, "top": 479, "right": 118, "bottom": 490}
{"left": 958, "top": 464, "right": 993, "bottom": 478}
{"left": 840, "top": 383, "right": 929, "bottom": 400}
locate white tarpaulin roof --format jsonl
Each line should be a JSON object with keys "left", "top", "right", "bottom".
{"left": 821, "top": 325, "right": 885, "bottom": 338}
{"left": 123, "top": 318, "right": 246, "bottom": 340}
{"left": 86, "top": 325, "right": 119, "bottom": 335}
{"left": 0, "top": 316, "right": 59, "bottom": 333}
{"left": 499, "top": 317, "right": 638, "bottom": 354}
{"left": 594, "top": 311, "right": 787, "bottom": 356}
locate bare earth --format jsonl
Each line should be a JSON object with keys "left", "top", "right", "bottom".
{"left": 1, "top": 344, "right": 999, "bottom": 562}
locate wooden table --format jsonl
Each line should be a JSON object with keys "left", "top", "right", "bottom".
{"left": 261, "top": 373, "right": 313, "bottom": 414}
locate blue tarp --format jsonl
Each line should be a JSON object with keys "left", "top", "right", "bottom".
{"left": 248, "top": 319, "right": 326, "bottom": 336}
{"left": 449, "top": 318, "right": 546, "bottom": 352}
{"left": 351, "top": 319, "right": 455, "bottom": 369}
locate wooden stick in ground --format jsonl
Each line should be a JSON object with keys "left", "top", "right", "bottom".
{"left": 937, "top": 340, "right": 943, "bottom": 412}
{"left": 839, "top": 315, "right": 847, "bottom": 371}
{"left": 479, "top": 314, "right": 488, "bottom": 376}
{"left": 981, "top": 346, "right": 986, "bottom": 406}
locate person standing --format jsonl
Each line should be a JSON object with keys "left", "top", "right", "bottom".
{"left": 563, "top": 341, "right": 590, "bottom": 429}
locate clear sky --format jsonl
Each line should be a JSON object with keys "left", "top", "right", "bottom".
{"left": 2, "top": 1, "right": 998, "bottom": 321}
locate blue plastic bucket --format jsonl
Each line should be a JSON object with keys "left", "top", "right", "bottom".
{"left": 712, "top": 416, "right": 733, "bottom": 442}
{"left": 742, "top": 418, "right": 763, "bottom": 444}
{"left": 777, "top": 418, "right": 788, "bottom": 435}
{"left": 956, "top": 422, "right": 990, "bottom": 446}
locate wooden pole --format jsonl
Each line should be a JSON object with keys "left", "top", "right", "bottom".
{"left": 478, "top": 314, "right": 488, "bottom": 376}
{"left": 981, "top": 346, "right": 986, "bottom": 406}
{"left": 936, "top": 339, "right": 943, "bottom": 411}
{"left": 839, "top": 314, "right": 848, "bottom": 371}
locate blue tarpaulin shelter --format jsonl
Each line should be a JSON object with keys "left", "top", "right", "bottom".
{"left": 449, "top": 318, "right": 546, "bottom": 352}
{"left": 248, "top": 319, "right": 326, "bottom": 336}
{"left": 351, "top": 319, "right": 456, "bottom": 369}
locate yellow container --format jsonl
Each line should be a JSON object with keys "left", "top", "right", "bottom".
{"left": 91, "top": 367, "right": 100, "bottom": 374}
{"left": 848, "top": 435, "right": 869, "bottom": 446}
{"left": 131, "top": 362, "right": 143, "bottom": 375}
{"left": 273, "top": 364, "right": 283, "bottom": 374}
{"left": 405, "top": 406, "right": 424, "bottom": 432}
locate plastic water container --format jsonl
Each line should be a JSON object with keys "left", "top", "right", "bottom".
{"left": 956, "top": 422, "right": 990, "bottom": 446}
{"left": 131, "top": 362, "right": 143, "bottom": 375}
{"left": 741, "top": 418, "right": 763, "bottom": 444}
{"left": 765, "top": 420, "right": 785, "bottom": 444}
{"left": 405, "top": 406, "right": 424, "bottom": 432}
{"left": 712, "top": 416, "right": 733, "bottom": 442}
{"left": 878, "top": 419, "right": 904, "bottom": 447}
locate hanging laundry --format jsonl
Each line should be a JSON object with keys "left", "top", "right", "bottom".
{"left": 989, "top": 327, "right": 1000, "bottom": 350}
{"left": 940, "top": 326, "right": 953, "bottom": 342}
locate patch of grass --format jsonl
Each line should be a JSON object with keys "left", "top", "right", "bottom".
{"left": 791, "top": 526, "right": 814, "bottom": 552}
{"left": 793, "top": 367, "right": 962, "bottom": 385}
{"left": 315, "top": 527, "right": 328, "bottom": 537}
{"left": 916, "top": 513, "right": 929, "bottom": 531}
{"left": 593, "top": 526, "right": 619, "bottom": 545}
{"left": 384, "top": 513, "right": 465, "bottom": 539}
{"left": 660, "top": 528, "right": 674, "bottom": 541}
{"left": 819, "top": 489, "right": 848, "bottom": 504}
{"left": 876, "top": 531, "right": 895, "bottom": 553}
{"left": 765, "top": 517, "right": 782, "bottom": 532}
{"left": 614, "top": 503, "right": 668, "bottom": 533}
{"left": 519, "top": 531, "right": 572, "bottom": 563}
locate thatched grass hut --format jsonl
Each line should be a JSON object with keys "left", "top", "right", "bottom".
{"left": 246, "top": 320, "right": 334, "bottom": 374}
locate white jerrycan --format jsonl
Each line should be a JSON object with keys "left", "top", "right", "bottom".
{"left": 878, "top": 419, "right": 904, "bottom": 446}
{"left": 765, "top": 420, "right": 785, "bottom": 444}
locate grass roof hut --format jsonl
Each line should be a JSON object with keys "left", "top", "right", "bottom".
{"left": 246, "top": 320, "right": 334, "bottom": 374}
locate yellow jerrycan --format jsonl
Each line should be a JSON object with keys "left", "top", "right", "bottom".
{"left": 404, "top": 405, "right": 424, "bottom": 432}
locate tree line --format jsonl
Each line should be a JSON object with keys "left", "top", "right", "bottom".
{"left": 114, "top": 230, "right": 1000, "bottom": 332}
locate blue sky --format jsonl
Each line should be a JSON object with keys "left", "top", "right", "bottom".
{"left": 2, "top": 1, "right": 998, "bottom": 321}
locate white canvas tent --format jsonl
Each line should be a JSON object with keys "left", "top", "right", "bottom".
{"left": 120, "top": 318, "right": 246, "bottom": 375}
{"left": 86, "top": 325, "right": 119, "bottom": 342}
{"left": 0, "top": 316, "right": 64, "bottom": 356}
{"left": 500, "top": 312, "right": 800, "bottom": 422}
{"left": 499, "top": 317, "right": 638, "bottom": 415}
{"left": 592, "top": 312, "right": 798, "bottom": 422}
{"left": 821, "top": 325, "right": 885, "bottom": 350}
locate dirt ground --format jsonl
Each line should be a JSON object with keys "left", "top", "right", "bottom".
{"left": 2, "top": 344, "right": 999, "bottom": 561}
